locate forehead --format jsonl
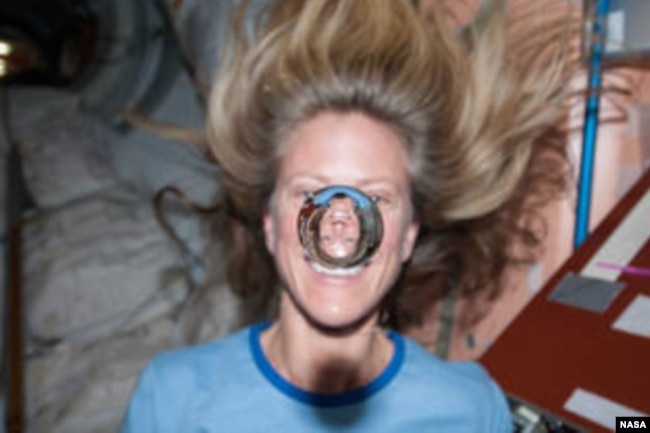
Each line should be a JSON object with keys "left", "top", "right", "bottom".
{"left": 277, "top": 111, "right": 411, "bottom": 187}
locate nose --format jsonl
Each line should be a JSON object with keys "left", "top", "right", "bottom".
{"left": 319, "top": 199, "right": 360, "bottom": 259}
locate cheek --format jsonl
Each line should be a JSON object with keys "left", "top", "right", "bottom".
{"left": 401, "top": 220, "right": 419, "bottom": 261}
{"left": 263, "top": 205, "right": 301, "bottom": 256}
{"left": 380, "top": 210, "right": 418, "bottom": 261}
{"left": 263, "top": 212, "right": 276, "bottom": 255}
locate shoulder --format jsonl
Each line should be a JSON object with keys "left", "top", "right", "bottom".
{"left": 121, "top": 326, "right": 260, "bottom": 432}
{"left": 395, "top": 334, "right": 512, "bottom": 431}
{"left": 400, "top": 334, "right": 498, "bottom": 389}
{"left": 145, "top": 326, "right": 251, "bottom": 389}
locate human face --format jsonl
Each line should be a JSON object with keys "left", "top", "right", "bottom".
{"left": 263, "top": 112, "right": 419, "bottom": 331}
{"left": 318, "top": 196, "right": 361, "bottom": 260}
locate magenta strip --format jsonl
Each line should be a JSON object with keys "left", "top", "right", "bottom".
{"left": 596, "top": 261, "right": 650, "bottom": 277}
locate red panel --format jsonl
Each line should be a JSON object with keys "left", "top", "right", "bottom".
{"left": 481, "top": 169, "right": 650, "bottom": 432}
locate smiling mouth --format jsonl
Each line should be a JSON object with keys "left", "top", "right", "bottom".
{"left": 309, "top": 260, "right": 364, "bottom": 277}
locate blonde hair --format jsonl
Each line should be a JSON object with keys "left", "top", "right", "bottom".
{"left": 207, "top": 0, "right": 581, "bottom": 328}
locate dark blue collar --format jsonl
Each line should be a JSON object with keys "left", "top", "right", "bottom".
{"left": 249, "top": 322, "right": 405, "bottom": 408}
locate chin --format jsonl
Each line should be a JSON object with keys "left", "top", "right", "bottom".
{"left": 305, "top": 311, "right": 379, "bottom": 335}
{"left": 294, "top": 290, "right": 381, "bottom": 334}
{"left": 279, "top": 256, "right": 391, "bottom": 333}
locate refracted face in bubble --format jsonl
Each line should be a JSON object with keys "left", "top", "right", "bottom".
{"left": 319, "top": 196, "right": 359, "bottom": 258}
{"left": 298, "top": 186, "right": 383, "bottom": 273}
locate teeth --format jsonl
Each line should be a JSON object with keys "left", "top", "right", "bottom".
{"left": 310, "top": 261, "right": 363, "bottom": 277}
{"left": 329, "top": 211, "right": 351, "bottom": 219}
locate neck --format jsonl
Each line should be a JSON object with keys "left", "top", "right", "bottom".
{"left": 260, "top": 300, "right": 393, "bottom": 394}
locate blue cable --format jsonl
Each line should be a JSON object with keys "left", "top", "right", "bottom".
{"left": 574, "top": 0, "right": 610, "bottom": 249}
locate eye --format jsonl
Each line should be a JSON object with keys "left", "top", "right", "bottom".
{"left": 290, "top": 186, "right": 313, "bottom": 200}
{"left": 370, "top": 194, "right": 390, "bottom": 206}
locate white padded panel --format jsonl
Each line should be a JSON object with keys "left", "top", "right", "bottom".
{"left": 9, "top": 88, "right": 117, "bottom": 208}
{"left": 23, "top": 184, "right": 188, "bottom": 342}
{"left": 26, "top": 316, "right": 182, "bottom": 433}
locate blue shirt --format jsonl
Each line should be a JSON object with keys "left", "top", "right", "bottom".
{"left": 121, "top": 323, "right": 512, "bottom": 432}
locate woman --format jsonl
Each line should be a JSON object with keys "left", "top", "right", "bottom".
{"left": 122, "top": 0, "right": 579, "bottom": 431}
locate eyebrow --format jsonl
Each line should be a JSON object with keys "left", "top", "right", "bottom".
{"left": 285, "top": 174, "right": 402, "bottom": 190}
